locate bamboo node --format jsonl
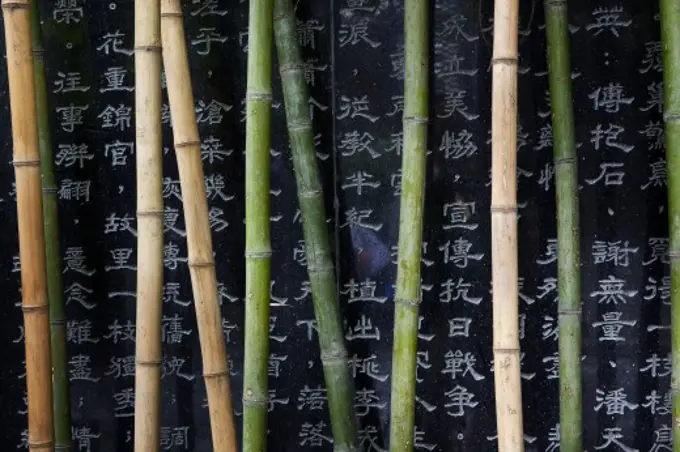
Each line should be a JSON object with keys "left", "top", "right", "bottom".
{"left": 55, "top": 444, "right": 73, "bottom": 451}
{"left": 670, "top": 382, "right": 680, "bottom": 393}
{"left": 244, "top": 249, "right": 273, "bottom": 259}
{"left": 491, "top": 56, "right": 519, "bottom": 66}
{"left": 136, "top": 209, "right": 164, "bottom": 217}
{"left": 668, "top": 249, "right": 680, "bottom": 261}
{"left": 554, "top": 156, "right": 577, "bottom": 166}
{"left": 160, "top": 11, "right": 183, "bottom": 18}
{"left": 175, "top": 139, "right": 201, "bottom": 149}
{"left": 1, "top": 1, "right": 29, "bottom": 10}
{"left": 289, "top": 119, "right": 312, "bottom": 132}
{"left": 32, "top": 48, "right": 45, "bottom": 56}
{"left": 42, "top": 187, "right": 58, "bottom": 194}
{"left": 394, "top": 297, "right": 421, "bottom": 310}
{"left": 12, "top": 158, "right": 40, "bottom": 168}
{"left": 203, "top": 369, "right": 229, "bottom": 379}
{"left": 299, "top": 188, "right": 322, "bottom": 198}
{"left": 280, "top": 63, "right": 304, "bottom": 74}
{"left": 403, "top": 115, "right": 428, "bottom": 125}
{"left": 663, "top": 112, "right": 680, "bottom": 123}
{"left": 320, "top": 348, "right": 348, "bottom": 364}
{"left": 307, "top": 263, "right": 334, "bottom": 274}
{"left": 188, "top": 259, "right": 215, "bottom": 268}
{"left": 27, "top": 440, "right": 54, "bottom": 449}
{"left": 493, "top": 347, "right": 520, "bottom": 354}
{"left": 21, "top": 304, "right": 49, "bottom": 313}
{"left": 134, "top": 45, "right": 162, "bottom": 53}
{"left": 135, "top": 359, "right": 162, "bottom": 367}
{"left": 545, "top": 0, "right": 566, "bottom": 7}
{"left": 242, "top": 393, "right": 268, "bottom": 407}
{"left": 490, "top": 205, "right": 517, "bottom": 214}
{"left": 557, "top": 308, "right": 582, "bottom": 316}
{"left": 246, "top": 92, "right": 273, "bottom": 102}
{"left": 50, "top": 318, "right": 67, "bottom": 327}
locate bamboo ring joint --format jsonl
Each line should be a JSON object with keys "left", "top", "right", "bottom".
{"left": 136, "top": 359, "right": 162, "bottom": 367}
{"left": 288, "top": 120, "right": 312, "bottom": 132}
{"left": 134, "top": 45, "right": 162, "bottom": 53}
{"left": 490, "top": 205, "right": 517, "bottom": 214}
{"left": 242, "top": 395, "right": 268, "bottom": 408}
{"left": 491, "top": 56, "right": 519, "bottom": 66}
{"left": 544, "top": 0, "right": 566, "bottom": 7}
{"left": 27, "top": 440, "right": 54, "bottom": 450}
{"left": 320, "top": 348, "right": 348, "bottom": 364}
{"left": 299, "top": 188, "right": 322, "bottom": 198}
{"left": 557, "top": 308, "right": 582, "bottom": 316}
{"left": 244, "top": 249, "right": 273, "bottom": 258}
{"left": 663, "top": 112, "right": 680, "bottom": 123}
{"left": 492, "top": 347, "right": 520, "bottom": 354}
{"left": 42, "top": 187, "right": 58, "bottom": 194}
{"left": 554, "top": 156, "right": 577, "bottom": 166}
{"left": 404, "top": 115, "right": 428, "bottom": 124}
{"left": 21, "top": 304, "right": 48, "bottom": 313}
{"left": 1, "top": 1, "right": 29, "bottom": 10}
{"left": 136, "top": 209, "right": 164, "bottom": 217}
{"left": 246, "top": 92, "right": 273, "bottom": 102}
{"left": 280, "top": 63, "right": 304, "bottom": 74}
{"left": 203, "top": 369, "right": 229, "bottom": 379}
{"left": 668, "top": 249, "right": 680, "bottom": 261}
{"left": 12, "top": 158, "right": 40, "bottom": 167}
{"left": 160, "top": 11, "right": 183, "bottom": 18}
{"left": 394, "top": 297, "right": 420, "bottom": 310}
{"left": 174, "top": 139, "right": 201, "bottom": 149}
{"left": 188, "top": 259, "right": 214, "bottom": 268}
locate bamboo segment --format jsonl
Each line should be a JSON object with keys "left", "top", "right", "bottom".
{"left": 273, "top": 0, "right": 358, "bottom": 450}
{"left": 243, "top": 0, "right": 274, "bottom": 450}
{"left": 490, "top": 1, "right": 523, "bottom": 451}
{"left": 2, "top": 0, "right": 55, "bottom": 450}
{"left": 160, "top": 0, "right": 238, "bottom": 450}
{"left": 388, "top": 1, "right": 429, "bottom": 451}
{"left": 543, "top": 1, "right": 582, "bottom": 451}
{"left": 133, "top": 0, "right": 164, "bottom": 449}
{"left": 29, "top": 2, "right": 72, "bottom": 449}
{"left": 659, "top": 1, "right": 680, "bottom": 450}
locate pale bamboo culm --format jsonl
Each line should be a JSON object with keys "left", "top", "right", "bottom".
{"left": 133, "top": 0, "right": 164, "bottom": 449}
{"left": 273, "top": 0, "right": 358, "bottom": 449}
{"left": 659, "top": 1, "right": 680, "bottom": 451}
{"left": 490, "top": 0, "right": 524, "bottom": 451}
{"left": 161, "top": 0, "right": 238, "bottom": 449}
{"left": 2, "top": 0, "right": 55, "bottom": 450}
{"left": 388, "top": 1, "right": 429, "bottom": 451}
{"left": 29, "top": 1, "right": 72, "bottom": 449}
{"left": 543, "top": 1, "right": 582, "bottom": 451}
{"left": 243, "top": 0, "right": 274, "bottom": 450}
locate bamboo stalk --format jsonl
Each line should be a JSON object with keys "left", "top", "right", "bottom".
{"left": 2, "top": 0, "right": 55, "bottom": 450}
{"left": 242, "top": 0, "right": 274, "bottom": 449}
{"left": 29, "top": 2, "right": 72, "bottom": 449}
{"left": 388, "top": 0, "right": 429, "bottom": 451}
{"left": 273, "top": 1, "right": 358, "bottom": 450}
{"left": 160, "top": 0, "right": 238, "bottom": 449}
{"left": 133, "top": 0, "right": 164, "bottom": 449}
{"left": 543, "top": 1, "right": 581, "bottom": 451}
{"left": 659, "top": 1, "right": 680, "bottom": 451}
{"left": 490, "top": 1, "right": 523, "bottom": 451}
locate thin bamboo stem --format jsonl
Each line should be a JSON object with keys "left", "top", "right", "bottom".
{"left": 29, "top": 2, "right": 72, "bottom": 449}
{"left": 2, "top": 0, "right": 55, "bottom": 450}
{"left": 490, "top": 0, "right": 523, "bottom": 451}
{"left": 659, "top": 1, "right": 680, "bottom": 451}
{"left": 543, "top": 1, "right": 581, "bottom": 451}
{"left": 160, "top": 0, "right": 238, "bottom": 449}
{"left": 388, "top": 0, "right": 429, "bottom": 451}
{"left": 273, "top": 1, "right": 358, "bottom": 450}
{"left": 133, "top": 0, "right": 164, "bottom": 449}
{"left": 243, "top": 0, "right": 274, "bottom": 449}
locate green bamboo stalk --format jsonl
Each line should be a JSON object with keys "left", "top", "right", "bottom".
{"left": 388, "top": 1, "right": 429, "bottom": 451}
{"left": 660, "top": 1, "right": 680, "bottom": 451}
{"left": 30, "top": 3, "right": 72, "bottom": 450}
{"left": 543, "top": 2, "right": 582, "bottom": 452}
{"left": 273, "top": 1, "right": 358, "bottom": 450}
{"left": 242, "top": 0, "right": 274, "bottom": 450}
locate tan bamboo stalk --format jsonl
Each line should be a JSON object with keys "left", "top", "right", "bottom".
{"left": 160, "top": 0, "right": 238, "bottom": 450}
{"left": 133, "top": 0, "right": 164, "bottom": 449}
{"left": 490, "top": 0, "right": 523, "bottom": 451}
{"left": 2, "top": 0, "right": 54, "bottom": 450}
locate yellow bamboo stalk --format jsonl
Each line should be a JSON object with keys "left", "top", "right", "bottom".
{"left": 1, "top": 0, "right": 54, "bottom": 450}
{"left": 160, "top": 0, "right": 238, "bottom": 449}
{"left": 133, "top": 0, "right": 164, "bottom": 449}
{"left": 490, "top": 0, "right": 523, "bottom": 451}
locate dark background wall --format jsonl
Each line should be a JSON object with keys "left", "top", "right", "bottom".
{"left": 0, "top": 0, "right": 669, "bottom": 450}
